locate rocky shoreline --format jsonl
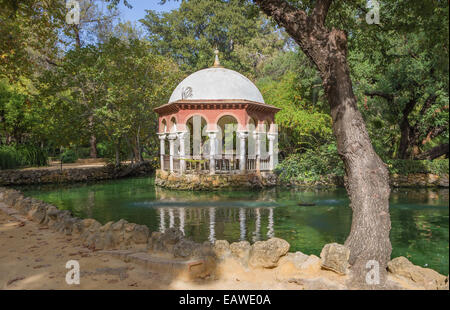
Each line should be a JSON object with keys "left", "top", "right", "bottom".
{"left": 0, "top": 186, "right": 448, "bottom": 290}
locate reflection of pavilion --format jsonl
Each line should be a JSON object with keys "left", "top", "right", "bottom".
{"left": 157, "top": 207, "right": 275, "bottom": 243}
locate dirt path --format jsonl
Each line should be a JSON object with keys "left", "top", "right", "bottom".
{"left": 0, "top": 208, "right": 301, "bottom": 290}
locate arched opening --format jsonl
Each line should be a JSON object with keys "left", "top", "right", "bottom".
{"left": 161, "top": 119, "right": 167, "bottom": 133}
{"left": 216, "top": 115, "right": 239, "bottom": 172}
{"left": 261, "top": 120, "right": 270, "bottom": 157}
{"left": 169, "top": 117, "right": 177, "bottom": 133}
{"left": 217, "top": 115, "right": 238, "bottom": 157}
{"left": 185, "top": 115, "right": 208, "bottom": 159}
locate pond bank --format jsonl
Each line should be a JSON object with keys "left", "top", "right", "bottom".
{"left": 2, "top": 163, "right": 448, "bottom": 189}
{"left": 0, "top": 162, "right": 154, "bottom": 186}
{"left": 1, "top": 186, "right": 447, "bottom": 290}
{"left": 278, "top": 173, "right": 449, "bottom": 188}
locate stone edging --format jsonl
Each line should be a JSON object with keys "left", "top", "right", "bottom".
{"left": 0, "top": 162, "right": 154, "bottom": 186}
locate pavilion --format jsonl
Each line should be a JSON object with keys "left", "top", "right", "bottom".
{"left": 154, "top": 51, "right": 280, "bottom": 175}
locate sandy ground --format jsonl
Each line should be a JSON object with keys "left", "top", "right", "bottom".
{"left": 0, "top": 208, "right": 302, "bottom": 290}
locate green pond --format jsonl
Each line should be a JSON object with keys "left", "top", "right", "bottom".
{"left": 18, "top": 176, "right": 449, "bottom": 275}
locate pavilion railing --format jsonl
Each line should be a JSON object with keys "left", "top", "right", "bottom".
{"left": 161, "top": 154, "right": 271, "bottom": 173}
{"left": 246, "top": 156, "right": 256, "bottom": 171}
{"left": 163, "top": 155, "right": 170, "bottom": 171}
{"left": 215, "top": 154, "right": 240, "bottom": 173}
{"left": 173, "top": 157, "right": 180, "bottom": 172}
{"left": 260, "top": 155, "right": 271, "bottom": 171}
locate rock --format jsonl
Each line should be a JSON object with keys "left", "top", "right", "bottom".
{"left": 112, "top": 219, "right": 128, "bottom": 231}
{"left": 173, "top": 239, "right": 199, "bottom": 258}
{"left": 320, "top": 243, "right": 350, "bottom": 275}
{"left": 283, "top": 251, "right": 309, "bottom": 268}
{"left": 388, "top": 256, "right": 447, "bottom": 290}
{"left": 99, "top": 221, "right": 114, "bottom": 232}
{"left": 214, "top": 240, "right": 231, "bottom": 259}
{"left": 248, "top": 238, "right": 290, "bottom": 268}
{"left": 131, "top": 224, "right": 149, "bottom": 244}
{"left": 299, "top": 255, "right": 321, "bottom": 273}
{"left": 27, "top": 204, "right": 47, "bottom": 224}
{"left": 150, "top": 228, "right": 184, "bottom": 253}
{"left": 230, "top": 241, "right": 251, "bottom": 263}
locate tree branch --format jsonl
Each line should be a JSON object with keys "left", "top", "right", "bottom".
{"left": 364, "top": 90, "right": 394, "bottom": 103}
{"left": 415, "top": 143, "right": 449, "bottom": 160}
{"left": 312, "top": 0, "right": 333, "bottom": 26}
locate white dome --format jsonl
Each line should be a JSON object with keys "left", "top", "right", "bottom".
{"left": 168, "top": 67, "right": 265, "bottom": 104}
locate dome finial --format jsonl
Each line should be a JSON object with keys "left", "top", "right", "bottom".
{"left": 213, "top": 48, "right": 222, "bottom": 67}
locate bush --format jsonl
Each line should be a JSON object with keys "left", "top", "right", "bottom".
{"left": 275, "top": 145, "right": 449, "bottom": 183}
{"left": 61, "top": 149, "right": 78, "bottom": 163}
{"left": 0, "top": 145, "right": 48, "bottom": 170}
{"left": 387, "top": 159, "right": 449, "bottom": 176}
{"left": 274, "top": 143, "right": 344, "bottom": 183}
{"left": 0, "top": 145, "right": 21, "bottom": 169}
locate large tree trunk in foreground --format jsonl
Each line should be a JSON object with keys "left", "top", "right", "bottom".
{"left": 255, "top": 0, "right": 392, "bottom": 287}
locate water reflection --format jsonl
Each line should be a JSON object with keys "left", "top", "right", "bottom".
{"left": 154, "top": 206, "right": 276, "bottom": 244}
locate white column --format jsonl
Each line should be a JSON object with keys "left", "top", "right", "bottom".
{"left": 208, "top": 207, "right": 216, "bottom": 244}
{"left": 267, "top": 133, "right": 278, "bottom": 171}
{"left": 267, "top": 207, "right": 274, "bottom": 238}
{"left": 237, "top": 131, "right": 248, "bottom": 172}
{"left": 253, "top": 208, "right": 261, "bottom": 242}
{"left": 177, "top": 131, "right": 188, "bottom": 174}
{"left": 168, "top": 133, "right": 177, "bottom": 173}
{"left": 239, "top": 208, "right": 246, "bottom": 241}
{"left": 158, "top": 134, "right": 166, "bottom": 171}
{"left": 169, "top": 208, "right": 174, "bottom": 228}
{"left": 253, "top": 131, "right": 261, "bottom": 172}
{"left": 159, "top": 208, "right": 166, "bottom": 233}
{"left": 207, "top": 131, "right": 217, "bottom": 175}
{"left": 178, "top": 208, "right": 185, "bottom": 235}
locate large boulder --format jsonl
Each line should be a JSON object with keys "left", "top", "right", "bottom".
{"left": 149, "top": 228, "right": 184, "bottom": 253}
{"left": 27, "top": 203, "right": 47, "bottom": 224}
{"left": 214, "top": 240, "right": 231, "bottom": 260}
{"left": 320, "top": 243, "right": 350, "bottom": 275}
{"left": 173, "top": 239, "right": 200, "bottom": 258}
{"left": 388, "top": 256, "right": 447, "bottom": 290}
{"left": 248, "top": 238, "right": 290, "bottom": 268}
{"left": 130, "top": 224, "right": 150, "bottom": 244}
{"left": 230, "top": 241, "right": 251, "bottom": 263}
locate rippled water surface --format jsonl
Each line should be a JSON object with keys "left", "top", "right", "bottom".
{"left": 19, "top": 177, "right": 449, "bottom": 274}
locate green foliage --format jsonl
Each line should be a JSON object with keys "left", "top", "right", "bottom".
{"left": 60, "top": 149, "right": 78, "bottom": 164}
{"left": 387, "top": 159, "right": 449, "bottom": 176}
{"left": 140, "top": 0, "right": 285, "bottom": 78}
{"left": 274, "top": 143, "right": 344, "bottom": 183}
{"left": 0, "top": 144, "right": 48, "bottom": 170}
{"left": 0, "top": 145, "right": 21, "bottom": 169}
{"left": 257, "top": 69, "right": 332, "bottom": 156}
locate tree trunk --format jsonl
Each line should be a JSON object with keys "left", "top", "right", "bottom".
{"left": 255, "top": 0, "right": 392, "bottom": 287}
{"left": 89, "top": 134, "right": 97, "bottom": 158}
{"left": 115, "top": 143, "right": 120, "bottom": 167}
{"left": 325, "top": 45, "right": 391, "bottom": 287}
